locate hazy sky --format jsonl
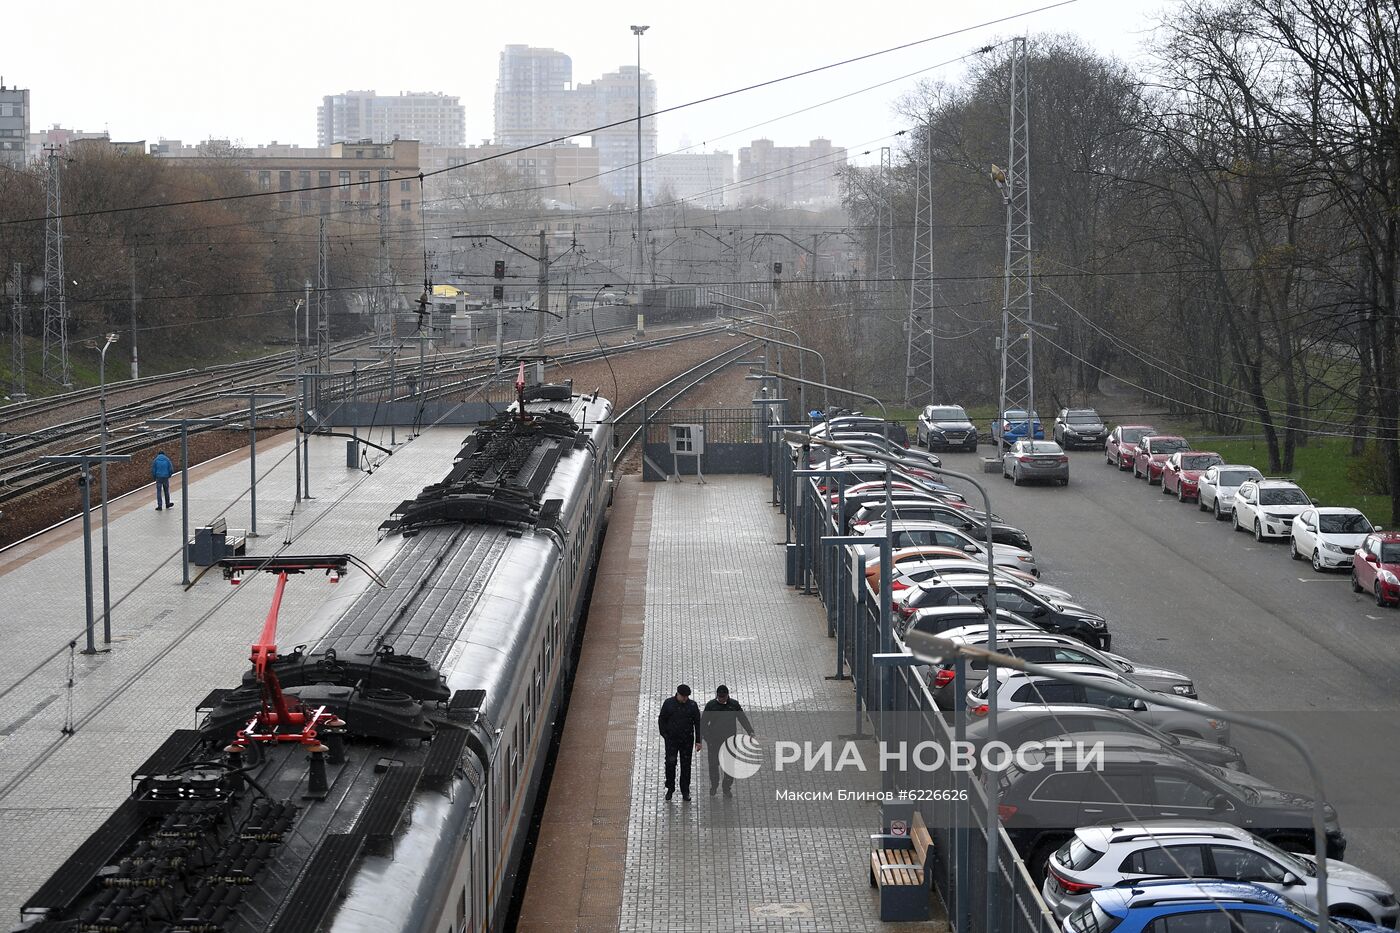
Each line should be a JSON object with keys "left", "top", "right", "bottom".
{"left": 7, "top": 0, "right": 1167, "bottom": 165}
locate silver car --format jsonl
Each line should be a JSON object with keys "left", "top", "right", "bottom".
{"left": 968, "top": 664, "right": 1231, "bottom": 742}
{"left": 924, "top": 627, "right": 1197, "bottom": 710}
{"left": 1043, "top": 821, "right": 1398, "bottom": 924}
{"left": 1002, "top": 439, "right": 1069, "bottom": 486}
{"left": 852, "top": 519, "right": 1039, "bottom": 576}
{"left": 1197, "top": 463, "right": 1264, "bottom": 520}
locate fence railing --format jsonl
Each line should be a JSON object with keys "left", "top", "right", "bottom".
{"left": 768, "top": 422, "right": 1058, "bottom": 933}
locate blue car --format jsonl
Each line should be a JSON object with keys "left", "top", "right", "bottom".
{"left": 1065, "top": 879, "right": 1388, "bottom": 932}
{"left": 995, "top": 409, "right": 1045, "bottom": 448}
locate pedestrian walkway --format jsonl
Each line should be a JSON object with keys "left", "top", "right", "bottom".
{"left": 0, "top": 425, "right": 470, "bottom": 918}
{"left": 519, "top": 475, "right": 946, "bottom": 932}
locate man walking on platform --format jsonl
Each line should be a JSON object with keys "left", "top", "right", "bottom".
{"left": 702, "top": 685, "right": 755, "bottom": 797}
{"left": 658, "top": 684, "right": 702, "bottom": 801}
{"left": 151, "top": 450, "right": 175, "bottom": 511}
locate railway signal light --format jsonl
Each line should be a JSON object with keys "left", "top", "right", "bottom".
{"left": 773, "top": 262, "right": 783, "bottom": 275}
{"left": 493, "top": 260, "right": 506, "bottom": 279}
{"left": 493, "top": 285, "right": 504, "bottom": 300}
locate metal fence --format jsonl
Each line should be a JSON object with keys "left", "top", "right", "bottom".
{"left": 768, "top": 428, "right": 1059, "bottom": 933}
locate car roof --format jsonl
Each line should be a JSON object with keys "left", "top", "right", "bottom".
{"left": 1371, "top": 531, "right": 1400, "bottom": 543}
{"left": 1177, "top": 450, "right": 1221, "bottom": 457}
{"left": 1116, "top": 424, "right": 1156, "bottom": 430}
{"left": 1247, "top": 478, "right": 1302, "bottom": 488}
{"left": 1093, "top": 879, "right": 1286, "bottom": 912}
{"left": 1143, "top": 434, "right": 1186, "bottom": 442}
{"left": 1314, "top": 506, "right": 1363, "bottom": 515}
{"left": 1075, "top": 820, "right": 1257, "bottom": 851}
{"left": 1215, "top": 463, "right": 1261, "bottom": 471}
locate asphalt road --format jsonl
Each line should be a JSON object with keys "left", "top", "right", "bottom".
{"left": 934, "top": 445, "right": 1400, "bottom": 889}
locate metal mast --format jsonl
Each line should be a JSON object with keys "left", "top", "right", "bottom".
{"left": 41, "top": 146, "right": 72, "bottom": 388}
{"left": 377, "top": 186, "right": 391, "bottom": 342}
{"left": 316, "top": 216, "right": 330, "bottom": 372}
{"left": 874, "top": 146, "right": 895, "bottom": 320}
{"left": 9, "top": 263, "right": 25, "bottom": 400}
{"left": 904, "top": 127, "right": 935, "bottom": 406}
{"left": 997, "top": 37, "right": 1035, "bottom": 430}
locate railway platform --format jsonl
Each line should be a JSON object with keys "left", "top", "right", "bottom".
{"left": 0, "top": 427, "right": 470, "bottom": 918}
{"left": 519, "top": 475, "right": 944, "bottom": 932}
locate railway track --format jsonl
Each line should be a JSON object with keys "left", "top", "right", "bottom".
{"left": 0, "top": 320, "right": 741, "bottom": 506}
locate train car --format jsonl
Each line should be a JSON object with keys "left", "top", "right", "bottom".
{"left": 15, "top": 383, "right": 613, "bottom": 933}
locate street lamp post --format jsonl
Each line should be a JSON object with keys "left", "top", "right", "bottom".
{"left": 631, "top": 24, "right": 649, "bottom": 301}
{"left": 90, "top": 333, "right": 118, "bottom": 643}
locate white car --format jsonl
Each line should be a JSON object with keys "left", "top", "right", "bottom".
{"left": 852, "top": 519, "right": 1039, "bottom": 576}
{"left": 1042, "top": 821, "right": 1398, "bottom": 924}
{"left": 1196, "top": 464, "right": 1264, "bottom": 520}
{"left": 888, "top": 559, "right": 1072, "bottom": 603}
{"left": 1290, "top": 507, "right": 1374, "bottom": 572}
{"left": 1231, "top": 478, "right": 1312, "bottom": 541}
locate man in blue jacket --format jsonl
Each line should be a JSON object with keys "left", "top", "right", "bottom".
{"left": 151, "top": 451, "right": 174, "bottom": 511}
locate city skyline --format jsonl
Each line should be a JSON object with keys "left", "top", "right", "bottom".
{"left": 3, "top": 0, "right": 1157, "bottom": 167}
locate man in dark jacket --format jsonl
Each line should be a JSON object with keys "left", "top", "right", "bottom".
{"left": 702, "top": 685, "right": 755, "bottom": 797}
{"left": 151, "top": 451, "right": 174, "bottom": 511}
{"left": 657, "top": 684, "right": 701, "bottom": 801}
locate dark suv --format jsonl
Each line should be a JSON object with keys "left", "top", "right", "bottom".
{"left": 899, "top": 576, "right": 1110, "bottom": 648}
{"left": 996, "top": 744, "right": 1345, "bottom": 882}
{"left": 918, "top": 404, "right": 979, "bottom": 452}
{"left": 1054, "top": 408, "right": 1108, "bottom": 449}
{"left": 850, "top": 500, "right": 1031, "bottom": 551}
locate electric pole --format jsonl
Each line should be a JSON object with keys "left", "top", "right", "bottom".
{"left": 996, "top": 37, "right": 1035, "bottom": 436}
{"left": 9, "top": 263, "right": 25, "bottom": 400}
{"left": 317, "top": 216, "right": 330, "bottom": 373}
{"left": 536, "top": 230, "right": 549, "bottom": 377}
{"left": 41, "top": 145, "right": 71, "bottom": 388}
{"left": 129, "top": 251, "right": 139, "bottom": 380}
{"left": 875, "top": 147, "right": 895, "bottom": 327}
{"left": 905, "top": 125, "right": 935, "bottom": 406}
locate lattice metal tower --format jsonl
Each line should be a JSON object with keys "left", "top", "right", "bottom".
{"left": 9, "top": 263, "right": 25, "bottom": 400}
{"left": 874, "top": 147, "right": 896, "bottom": 315}
{"left": 997, "top": 37, "right": 1035, "bottom": 428}
{"left": 316, "top": 216, "right": 330, "bottom": 372}
{"left": 41, "top": 147, "right": 72, "bottom": 388}
{"left": 904, "top": 127, "right": 935, "bottom": 406}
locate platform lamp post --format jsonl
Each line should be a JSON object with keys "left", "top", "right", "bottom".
{"left": 38, "top": 454, "right": 131, "bottom": 654}
{"left": 149, "top": 418, "right": 223, "bottom": 586}
{"left": 723, "top": 318, "right": 828, "bottom": 413}
{"left": 631, "top": 23, "right": 649, "bottom": 322}
{"left": 87, "top": 333, "right": 118, "bottom": 643}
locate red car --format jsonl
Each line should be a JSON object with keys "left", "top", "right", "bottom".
{"left": 1105, "top": 424, "right": 1156, "bottom": 470}
{"left": 1133, "top": 435, "right": 1189, "bottom": 483}
{"left": 1160, "top": 450, "right": 1225, "bottom": 501}
{"left": 1351, "top": 532, "right": 1400, "bottom": 607}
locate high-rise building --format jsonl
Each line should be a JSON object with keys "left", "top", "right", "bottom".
{"left": 0, "top": 84, "right": 30, "bottom": 170}
{"left": 494, "top": 46, "right": 575, "bottom": 146}
{"left": 737, "top": 138, "right": 846, "bottom": 208}
{"left": 493, "top": 46, "right": 658, "bottom": 204}
{"left": 317, "top": 91, "right": 465, "bottom": 147}
{"left": 652, "top": 152, "right": 734, "bottom": 208}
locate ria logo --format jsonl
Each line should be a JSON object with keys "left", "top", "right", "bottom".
{"left": 718, "top": 734, "right": 763, "bottom": 780}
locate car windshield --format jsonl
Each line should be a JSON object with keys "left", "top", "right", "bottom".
{"left": 1067, "top": 902, "right": 1119, "bottom": 933}
{"left": 1217, "top": 471, "right": 1255, "bottom": 487}
{"left": 1066, "top": 410, "right": 1099, "bottom": 422}
{"left": 1383, "top": 543, "right": 1400, "bottom": 563}
{"left": 1260, "top": 487, "right": 1309, "bottom": 506}
{"left": 1180, "top": 455, "right": 1221, "bottom": 470}
{"left": 1152, "top": 438, "right": 1189, "bottom": 453}
{"left": 928, "top": 407, "right": 967, "bottom": 420}
{"left": 1319, "top": 513, "right": 1371, "bottom": 534}
{"left": 1120, "top": 428, "right": 1151, "bottom": 444}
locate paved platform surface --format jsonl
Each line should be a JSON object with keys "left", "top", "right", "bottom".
{"left": 0, "top": 425, "right": 469, "bottom": 919}
{"left": 520, "top": 476, "right": 944, "bottom": 932}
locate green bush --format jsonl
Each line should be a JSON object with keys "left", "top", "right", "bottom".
{"left": 1347, "top": 444, "right": 1391, "bottom": 496}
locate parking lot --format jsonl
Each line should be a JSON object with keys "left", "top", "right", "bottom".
{"left": 931, "top": 444, "right": 1400, "bottom": 889}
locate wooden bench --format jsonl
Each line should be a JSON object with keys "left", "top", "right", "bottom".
{"left": 868, "top": 811, "right": 935, "bottom": 922}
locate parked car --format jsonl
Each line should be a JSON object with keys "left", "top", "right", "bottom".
{"left": 1160, "top": 451, "right": 1225, "bottom": 501}
{"left": 815, "top": 438, "right": 941, "bottom": 471}
{"left": 862, "top": 545, "right": 989, "bottom": 585}
{"left": 888, "top": 560, "right": 1069, "bottom": 601}
{"left": 1003, "top": 439, "right": 1070, "bottom": 486}
{"left": 1043, "top": 821, "right": 1399, "bottom": 924}
{"left": 810, "top": 415, "right": 891, "bottom": 438}
{"left": 996, "top": 743, "right": 1345, "bottom": 882}
{"left": 1132, "top": 435, "right": 1190, "bottom": 483}
{"left": 994, "top": 408, "right": 1045, "bottom": 448}
{"left": 1232, "top": 478, "right": 1312, "bottom": 541}
{"left": 969, "top": 664, "right": 1227, "bottom": 740}
{"left": 1053, "top": 408, "right": 1108, "bottom": 449}
{"left": 1350, "top": 531, "right": 1400, "bottom": 607}
{"left": 1105, "top": 424, "right": 1157, "bottom": 470}
{"left": 955, "top": 704, "right": 1247, "bottom": 772}
{"left": 853, "top": 520, "right": 1040, "bottom": 576}
{"left": 917, "top": 404, "right": 979, "bottom": 452}
{"left": 899, "top": 578, "right": 1110, "bottom": 647}
{"left": 899, "top": 605, "right": 1032, "bottom": 637}
{"left": 1197, "top": 463, "right": 1265, "bottom": 520}
{"left": 1291, "top": 507, "right": 1374, "bottom": 572}
{"left": 1062, "top": 880, "right": 1383, "bottom": 933}
{"left": 923, "top": 628, "right": 1195, "bottom": 710}
{"left": 851, "top": 500, "right": 1032, "bottom": 551}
